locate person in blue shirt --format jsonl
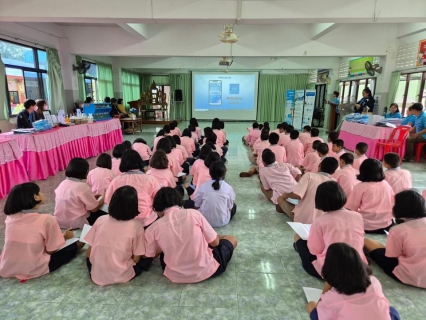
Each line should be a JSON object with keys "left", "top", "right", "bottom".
{"left": 385, "top": 103, "right": 402, "bottom": 119}
{"left": 403, "top": 103, "right": 426, "bottom": 162}
{"left": 17, "top": 99, "right": 37, "bottom": 129}
{"left": 326, "top": 91, "right": 340, "bottom": 130}
{"left": 401, "top": 106, "right": 417, "bottom": 126}
{"left": 354, "top": 88, "right": 375, "bottom": 114}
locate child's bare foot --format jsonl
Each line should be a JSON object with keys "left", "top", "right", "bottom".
{"left": 239, "top": 172, "right": 253, "bottom": 177}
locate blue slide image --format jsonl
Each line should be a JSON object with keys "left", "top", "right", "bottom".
{"left": 229, "top": 84, "right": 239, "bottom": 94}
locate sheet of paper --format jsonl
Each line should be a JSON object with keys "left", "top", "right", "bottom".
{"left": 287, "top": 222, "right": 310, "bottom": 240}
{"left": 384, "top": 230, "right": 389, "bottom": 235}
{"left": 100, "top": 203, "right": 109, "bottom": 213}
{"left": 303, "top": 287, "right": 323, "bottom": 302}
{"left": 79, "top": 224, "right": 92, "bottom": 244}
{"left": 59, "top": 238, "right": 79, "bottom": 250}
{"left": 177, "top": 172, "right": 186, "bottom": 177}
{"left": 286, "top": 198, "right": 299, "bottom": 205}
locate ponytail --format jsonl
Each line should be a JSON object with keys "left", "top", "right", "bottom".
{"left": 209, "top": 160, "right": 226, "bottom": 191}
{"left": 212, "top": 179, "right": 220, "bottom": 190}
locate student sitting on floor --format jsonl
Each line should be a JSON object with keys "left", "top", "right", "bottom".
{"left": 299, "top": 125, "right": 311, "bottom": 145}
{"left": 157, "top": 138, "right": 185, "bottom": 179}
{"left": 189, "top": 143, "right": 214, "bottom": 191}
{"left": 277, "top": 157, "right": 339, "bottom": 223}
{"left": 300, "top": 140, "right": 321, "bottom": 173}
{"left": 87, "top": 153, "right": 115, "bottom": 196}
{"left": 194, "top": 161, "right": 236, "bottom": 228}
{"left": 326, "top": 131, "right": 339, "bottom": 151}
{"left": 105, "top": 150, "right": 160, "bottom": 228}
{"left": 331, "top": 139, "right": 345, "bottom": 161}
{"left": 259, "top": 149, "right": 301, "bottom": 205}
{"left": 303, "top": 128, "right": 324, "bottom": 155}
{"left": 245, "top": 122, "right": 261, "bottom": 147}
{"left": 111, "top": 144, "right": 126, "bottom": 176}
{"left": 169, "top": 120, "right": 182, "bottom": 137}
{"left": 146, "top": 150, "right": 176, "bottom": 188}
{"left": 268, "top": 132, "right": 287, "bottom": 163}
{"left": 181, "top": 128, "right": 196, "bottom": 157}
{"left": 332, "top": 153, "right": 360, "bottom": 197}
{"left": 219, "top": 121, "right": 229, "bottom": 146}
{"left": 305, "top": 143, "right": 330, "bottom": 174}
{"left": 145, "top": 187, "right": 238, "bottom": 283}
{"left": 86, "top": 186, "right": 152, "bottom": 286}
{"left": 54, "top": 158, "right": 106, "bottom": 228}
{"left": 122, "top": 140, "right": 132, "bottom": 151}
{"left": 383, "top": 153, "right": 412, "bottom": 194}
{"left": 132, "top": 138, "right": 152, "bottom": 167}
{"left": 240, "top": 129, "right": 270, "bottom": 177}
{"left": 172, "top": 135, "right": 189, "bottom": 162}
{"left": 353, "top": 142, "right": 368, "bottom": 170}
{"left": 306, "top": 243, "right": 400, "bottom": 320}
{"left": 346, "top": 159, "right": 394, "bottom": 234}
{"left": 188, "top": 124, "right": 199, "bottom": 144}
{"left": 152, "top": 129, "right": 165, "bottom": 152}
{"left": 293, "top": 181, "right": 367, "bottom": 279}
{"left": 166, "top": 136, "right": 191, "bottom": 175}
{"left": 0, "top": 183, "right": 84, "bottom": 280}
{"left": 205, "top": 132, "right": 225, "bottom": 161}
{"left": 364, "top": 189, "right": 426, "bottom": 289}
{"left": 212, "top": 121, "right": 226, "bottom": 148}
{"left": 190, "top": 118, "right": 202, "bottom": 140}
{"left": 280, "top": 124, "right": 292, "bottom": 146}
{"left": 285, "top": 130, "right": 305, "bottom": 167}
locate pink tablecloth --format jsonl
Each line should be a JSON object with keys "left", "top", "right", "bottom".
{"left": 0, "top": 119, "right": 123, "bottom": 181}
{"left": 340, "top": 121, "right": 404, "bottom": 159}
{"left": 0, "top": 140, "right": 29, "bottom": 199}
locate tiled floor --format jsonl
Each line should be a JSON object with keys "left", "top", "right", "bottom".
{"left": 0, "top": 121, "right": 425, "bottom": 319}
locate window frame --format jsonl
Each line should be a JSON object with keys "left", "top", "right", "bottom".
{"left": 397, "top": 71, "right": 426, "bottom": 115}
{"left": 83, "top": 60, "right": 98, "bottom": 101}
{"left": 338, "top": 77, "right": 376, "bottom": 104}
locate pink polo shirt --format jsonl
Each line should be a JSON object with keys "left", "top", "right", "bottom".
{"left": 308, "top": 209, "right": 367, "bottom": 276}
{"left": 191, "top": 165, "right": 211, "bottom": 200}
{"left": 299, "top": 132, "right": 311, "bottom": 145}
{"left": 268, "top": 145, "right": 287, "bottom": 163}
{"left": 191, "top": 132, "right": 198, "bottom": 144}
{"left": 327, "top": 141, "right": 333, "bottom": 151}
{"left": 146, "top": 168, "right": 176, "bottom": 188}
{"left": 346, "top": 181, "right": 394, "bottom": 231}
{"left": 254, "top": 140, "right": 271, "bottom": 165}
{"left": 180, "top": 136, "right": 195, "bottom": 156}
{"left": 247, "top": 129, "right": 261, "bottom": 147}
{"left": 304, "top": 137, "right": 324, "bottom": 155}
{"left": 170, "top": 128, "right": 182, "bottom": 137}
{"left": 105, "top": 172, "right": 160, "bottom": 226}
{"left": 213, "top": 144, "right": 223, "bottom": 157}
{"left": 331, "top": 149, "right": 345, "bottom": 161}
{"left": 54, "top": 178, "right": 99, "bottom": 229}
{"left": 132, "top": 143, "right": 152, "bottom": 161}
{"left": 176, "top": 144, "right": 189, "bottom": 160}
{"left": 144, "top": 207, "right": 219, "bottom": 283}
{"left": 87, "top": 167, "right": 115, "bottom": 195}
{"left": 279, "top": 133, "right": 291, "bottom": 147}
{"left": 0, "top": 212, "right": 65, "bottom": 280}
{"left": 332, "top": 165, "right": 360, "bottom": 197}
{"left": 190, "top": 159, "right": 204, "bottom": 179}
{"left": 353, "top": 154, "right": 367, "bottom": 170}
{"left": 302, "top": 152, "right": 320, "bottom": 173}
{"left": 317, "top": 276, "right": 391, "bottom": 320}
{"left": 213, "top": 129, "right": 226, "bottom": 147}
{"left": 170, "top": 148, "right": 184, "bottom": 165}
{"left": 385, "top": 168, "right": 412, "bottom": 195}
{"left": 152, "top": 136, "right": 163, "bottom": 152}
{"left": 259, "top": 163, "right": 300, "bottom": 204}
{"left": 111, "top": 158, "right": 122, "bottom": 176}
{"left": 292, "top": 172, "right": 333, "bottom": 224}
{"left": 385, "top": 218, "right": 426, "bottom": 288}
{"left": 85, "top": 215, "right": 146, "bottom": 286}
{"left": 167, "top": 153, "right": 183, "bottom": 176}
{"left": 285, "top": 139, "right": 305, "bottom": 167}
{"left": 195, "top": 127, "right": 202, "bottom": 139}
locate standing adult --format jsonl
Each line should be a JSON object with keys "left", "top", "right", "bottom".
{"left": 403, "top": 103, "right": 426, "bottom": 162}
{"left": 354, "top": 88, "right": 375, "bottom": 114}
{"left": 17, "top": 99, "right": 37, "bottom": 129}
{"left": 326, "top": 91, "right": 340, "bottom": 130}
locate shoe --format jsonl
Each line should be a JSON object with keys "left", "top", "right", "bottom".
{"left": 239, "top": 172, "right": 253, "bottom": 177}
{"left": 293, "top": 242, "right": 299, "bottom": 253}
{"left": 402, "top": 158, "right": 411, "bottom": 162}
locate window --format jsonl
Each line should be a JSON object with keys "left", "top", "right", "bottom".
{"left": 338, "top": 78, "right": 376, "bottom": 104}
{"left": 83, "top": 61, "right": 98, "bottom": 101}
{"left": 1, "top": 39, "right": 49, "bottom": 115}
{"left": 394, "top": 72, "right": 426, "bottom": 116}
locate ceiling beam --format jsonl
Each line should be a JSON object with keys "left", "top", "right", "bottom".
{"left": 311, "top": 23, "right": 339, "bottom": 40}
{"left": 397, "top": 23, "right": 426, "bottom": 39}
{"left": 117, "top": 23, "right": 149, "bottom": 40}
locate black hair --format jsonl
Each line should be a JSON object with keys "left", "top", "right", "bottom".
{"left": 263, "top": 122, "right": 270, "bottom": 130}
{"left": 157, "top": 138, "right": 172, "bottom": 154}
{"left": 66, "top": 157, "right": 89, "bottom": 179}
{"left": 393, "top": 189, "right": 426, "bottom": 219}
{"left": 357, "top": 159, "right": 385, "bottom": 182}
{"left": 189, "top": 118, "right": 199, "bottom": 127}
{"left": 303, "top": 125, "right": 311, "bottom": 132}
{"left": 111, "top": 98, "right": 117, "bottom": 104}
{"left": 322, "top": 243, "right": 372, "bottom": 295}
{"left": 389, "top": 103, "right": 400, "bottom": 114}
{"left": 163, "top": 125, "right": 171, "bottom": 134}
{"left": 355, "top": 142, "right": 368, "bottom": 154}
{"left": 262, "top": 148, "right": 276, "bottom": 165}
{"left": 133, "top": 138, "right": 147, "bottom": 145}
{"left": 317, "top": 143, "right": 329, "bottom": 156}
{"left": 212, "top": 122, "right": 221, "bottom": 130}
{"left": 332, "top": 139, "right": 344, "bottom": 149}
{"left": 204, "top": 152, "right": 220, "bottom": 169}
{"left": 4, "top": 183, "right": 42, "bottom": 215}
{"left": 328, "top": 131, "right": 339, "bottom": 141}
{"left": 122, "top": 140, "right": 132, "bottom": 151}
{"left": 172, "top": 135, "right": 181, "bottom": 145}
{"left": 204, "top": 127, "right": 213, "bottom": 136}
{"left": 210, "top": 161, "right": 226, "bottom": 190}
{"left": 282, "top": 122, "right": 288, "bottom": 130}
{"left": 85, "top": 97, "right": 93, "bottom": 103}
{"left": 24, "top": 99, "right": 36, "bottom": 109}
{"left": 320, "top": 157, "right": 338, "bottom": 174}
{"left": 276, "top": 124, "right": 283, "bottom": 129}
{"left": 340, "top": 153, "right": 354, "bottom": 165}
{"left": 199, "top": 143, "right": 213, "bottom": 160}
{"left": 220, "top": 121, "right": 225, "bottom": 129}
{"left": 205, "top": 141, "right": 216, "bottom": 151}
{"left": 104, "top": 97, "right": 111, "bottom": 103}
{"left": 188, "top": 124, "right": 196, "bottom": 132}
{"left": 149, "top": 150, "right": 169, "bottom": 169}
{"left": 212, "top": 118, "right": 220, "bottom": 125}
{"left": 109, "top": 186, "right": 139, "bottom": 221}
{"left": 363, "top": 88, "right": 372, "bottom": 96}
{"left": 182, "top": 128, "right": 191, "bottom": 137}
{"left": 252, "top": 122, "right": 259, "bottom": 129}
{"left": 166, "top": 136, "right": 176, "bottom": 149}
{"left": 290, "top": 130, "right": 299, "bottom": 139}
{"left": 119, "top": 150, "right": 144, "bottom": 172}
{"left": 332, "top": 91, "right": 339, "bottom": 97}
{"left": 96, "top": 153, "right": 112, "bottom": 169}
{"left": 286, "top": 125, "right": 294, "bottom": 133}
{"left": 269, "top": 132, "right": 280, "bottom": 145}
{"left": 169, "top": 121, "right": 177, "bottom": 130}
{"left": 312, "top": 140, "right": 322, "bottom": 151}
{"left": 258, "top": 124, "right": 264, "bottom": 130}
{"left": 315, "top": 181, "right": 347, "bottom": 212}
{"left": 156, "top": 129, "right": 165, "bottom": 137}
{"left": 260, "top": 129, "right": 269, "bottom": 141}
{"left": 112, "top": 144, "right": 126, "bottom": 159}
{"left": 311, "top": 128, "right": 320, "bottom": 137}
{"left": 411, "top": 103, "right": 424, "bottom": 112}
{"left": 206, "top": 132, "right": 217, "bottom": 145}
{"left": 117, "top": 98, "right": 123, "bottom": 104}
{"left": 152, "top": 187, "right": 183, "bottom": 212}
{"left": 383, "top": 153, "right": 400, "bottom": 169}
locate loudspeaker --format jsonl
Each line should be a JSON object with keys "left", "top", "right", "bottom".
{"left": 175, "top": 89, "right": 183, "bottom": 102}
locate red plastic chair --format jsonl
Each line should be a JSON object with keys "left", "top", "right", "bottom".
{"left": 374, "top": 126, "right": 411, "bottom": 160}
{"left": 415, "top": 143, "right": 426, "bottom": 162}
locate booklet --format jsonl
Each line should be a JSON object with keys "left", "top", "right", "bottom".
{"left": 384, "top": 230, "right": 389, "bottom": 235}
{"left": 177, "top": 172, "right": 186, "bottom": 177}
{"left": 287, "top": 222, "right": 311, "bottom": 240}
{"left": 79, "top": 224, "right": 92, "bottom": 244}
{"left": 303, "top": 287, "right": 322, "bottom": 302}
{"left": 100, "top": 203, "right": 109, "bottom": 213}
{"left": 59, "top": 238, "right": 79, "bottom": 250}
{"left": 286, "top": 198, "right": 299, "bottom": 205}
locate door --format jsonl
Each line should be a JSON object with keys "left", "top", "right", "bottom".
{"left": 312, "top": 84, "right": 326, "bottom": 127}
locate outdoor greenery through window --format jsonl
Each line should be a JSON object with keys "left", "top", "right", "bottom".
{"left": 0, "top": 39, "right": 48, "bottom": 116}
{"left": 83, "top": 61, "right": 99, "bottom": 101}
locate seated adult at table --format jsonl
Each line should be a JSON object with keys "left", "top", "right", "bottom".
{"left": 401, "top": 106, "right": 416, "bottom": 126}
{"left": 72, "top": 100, "right": 84, "bottom": 115}
{"left": 385, "top": 103, "right": 402, "bottom": 119}
{"left": 354, "top": 88, "right": 374, "bottom": 114}
{"left": 117, "top": 99, "right": 129, "bottom": 116}
{"left": 17, "top": 99, "right": 37, "bottom": 129}
{"left": 84, "top": 97, "right": 93, "bottom": 104}
{"left": 110, "top": 98, "right": 126, "bottom": 118}
{"left": 403, "top": 103, "right": 426, "bottom": 162}
{"left": 35, "top": 99, "right": 50, "bottom": 120}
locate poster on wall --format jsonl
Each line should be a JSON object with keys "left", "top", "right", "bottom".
{"left": 348, "top": 57, "right": 373, "bottom": 77}
{"left": 284, "top": 90, "right": 295, "bottom": 124}
{"left": 416, "top": 39, "right": 426, "bottom": 67}
{"left": 374, "top": 95, "right": 381, "bottom": 115}
{"left": 293, "top": 90, "right": 305, "bottom": 130}
{"left": 302, "top": 90, "right": 316, "bottom": 127}
{"left": 317, "top": 69, "right": 330, "bottom": 83}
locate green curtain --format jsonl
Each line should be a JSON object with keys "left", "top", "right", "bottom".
{"left": 140, "top": 74, "right": 151, "bottom": 95}
{"left": 76, "top": 56, "right": 86, "bottom": 101}
{"left": 122, "top": 69, "right": 140, "bottom": 107}
{"left": 150, "top": 75, "right": 170, "bottom": 86}
{"left": 169, "top": 74, "right": 191, "bottom": 120}
{"left": 388, "top": 71, "right": 401, "bottom": 104}
{"left": 0, "top": 54, "right": 8, "bottom": 121}
{"left": 257, "top": 74, "right": 309, "bottom": 122}
{"left": 97, "top": 63, "right": 114, "bottom": 100}
{"left": 46, "top": 48, "right": 66, "bottom": 113}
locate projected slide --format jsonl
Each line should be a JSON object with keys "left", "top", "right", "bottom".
{"left": 192, "top": 72, "right": 259, "bottom": 120}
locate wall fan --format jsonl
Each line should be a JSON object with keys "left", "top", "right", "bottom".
{"left": 365, "top": 61, "right": 382, "bottom": 76}
{"left": 72, "top": 61, "right": 91, "bottom": 74}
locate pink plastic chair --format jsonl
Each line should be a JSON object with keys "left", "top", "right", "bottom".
{"left": 374, "top": 126, "right": 411, "bottom": 160}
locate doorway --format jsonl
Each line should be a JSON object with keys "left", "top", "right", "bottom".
{"left": 312, "top": 84, "right": 326, "bottom": 127}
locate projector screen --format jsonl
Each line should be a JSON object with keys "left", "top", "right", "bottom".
{"left": 192, "top": 72, "right": 259, "bottom": 120}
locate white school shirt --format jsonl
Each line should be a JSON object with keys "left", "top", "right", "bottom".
{"left": 193, "top": 180, "right": 236, "bottom": 228}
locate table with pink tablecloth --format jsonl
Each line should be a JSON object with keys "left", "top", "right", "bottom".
{"left": 0, "top": 119, "right": 123, "bottom": 181}
{"left": 340, "top": 121, "right": 404, "bottom": 159}
{"left": 0, "top": 139, "right": 29, "bottom": 199}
